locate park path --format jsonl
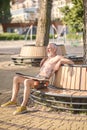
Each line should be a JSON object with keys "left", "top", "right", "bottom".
{"left": 0, "top": 89, "right": 87, "bottom": 130}
{"left": 0, "top": 97, "right": 87, "bottom": 130}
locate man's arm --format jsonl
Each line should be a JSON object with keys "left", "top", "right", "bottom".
{"left": 53, "top": 57, "right": 74, "bottom": 72}
{"left": 60, "top": 57, "right": 74, "bottom": 65}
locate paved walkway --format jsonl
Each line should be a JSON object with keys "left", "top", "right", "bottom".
{"left": 0, "top": 107, "right": 87, "bottom": 130}
{"left": 0, "top": 40, "right": 86, "bottom": 130}
{"left": 0, "top": 94, "right": 87, "bottom": 130}
{"left": 0, "top": 88, "right": 87, "bottom": 130}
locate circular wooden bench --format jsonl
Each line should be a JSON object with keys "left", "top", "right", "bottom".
{"left": 11, "top": 45, "right": 47, "bottom": 65}
{"left": 31, "top": 64, "right": 87, "bottom": 111}
{"left": 11, "top": 43, "right": 83, "bottom": 65}
{"left": 11, "top": 44, "right": 66, "bottom": 65}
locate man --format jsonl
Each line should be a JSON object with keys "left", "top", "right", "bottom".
{"left": 1, "top": 43, "right": 74, "bottom": 115}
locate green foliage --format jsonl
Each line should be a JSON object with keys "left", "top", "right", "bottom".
{"left": 0, "top": 33, "right": 25, "bottom": 40}
{"left": 0, "top": 0, "right": 11, "bottom": 23}
{"left": 0, "top": 33, "right": 54, "bottom": 40}
{"left": 66, "top": 32, "right": 82, "bottom": 40}
{"left": 66, "top": 32, "right": 83, "bottom": 47}
{"left": 60, "top": 0, "right": 83, "bottom": 33}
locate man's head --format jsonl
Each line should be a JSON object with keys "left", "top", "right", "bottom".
{"left": 46, "top": 43, "right": 57, "bottom": 57}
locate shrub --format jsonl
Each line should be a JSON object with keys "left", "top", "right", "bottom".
{"left": 0, "top": 33, "right": 55, "bottom": 40}
{"left": 0, "top": 33, "right": 25, "bottom": 40}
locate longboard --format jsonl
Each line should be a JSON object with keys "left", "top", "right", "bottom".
{"left": 16, "top": 72, "right": 49, "bottom": 82}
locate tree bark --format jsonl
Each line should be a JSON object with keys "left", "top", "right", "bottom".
{"left": 36, "top": 0, "right": 53, "bottom": 46}
{"left": 83, "top": 0, "right": 87, "bottom": 64}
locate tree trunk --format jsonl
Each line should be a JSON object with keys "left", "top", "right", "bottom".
{"left": 36, "top": 0, "right": 53, "bottom": 46}
{"left": 83, "top": 0, "right": 87, "bottom": 64}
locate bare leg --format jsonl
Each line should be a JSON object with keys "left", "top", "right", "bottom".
{"left": 11, "top": 75, "right": 25, "bottom": 103}
{"left": 21, "top": 79, "right": 34, "bottom": 106}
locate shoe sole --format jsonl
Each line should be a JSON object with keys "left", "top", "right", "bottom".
{"left": 1, "top": 104, "right": 17, "bottom": 108}
{"left": 13, "top": 110, "right": 27, "bottom": 115}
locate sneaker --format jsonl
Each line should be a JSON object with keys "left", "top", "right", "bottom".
{"left": 13, "top": 106, "right": 27, "bottom": 115}
{"left": 1, "top": 101, "right": 17, "bottom": 107}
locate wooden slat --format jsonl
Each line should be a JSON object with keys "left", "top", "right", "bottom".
{"left": 70, "top": 67, "right": 76, "bottom": 90}
{"left": 86, "top": 68, "right": 87, "bottom": 90}
{"left": 62, "top": 66, "right": 68, "bottom": 89}
{"left": 57, "top": 45, "right": 66, "bottom": 56}
{"left": 75, "top": 67, "right": 81, "bottom": 90}
{"left": 60, "top": 45, "right": 66, "bottom": 55}
{"left": 60, "top": 66, "right": 66, "bottom": 88}
{"left": 72, "top": 91, "right": 87, "bottom": 97}
{"left": 60, "top": 90, "right": 76, "bottom": 96}
{"left": 72, "top": 91, "right": 82, "bottom": 97}
{"left": 49, "top": 74, "right": 55, "bottom": 85}
{"left": 53, "top": 66, "right": 62, "bottom": 88}
{"left": 79, "top": 91, "right": 87, "bottom": 96}
{"left": 20, "top": 46, "right": 47, "bottom": 57}
{"left": 66, "top": 66, "right": 73, "bottom": 89}
{"left": 39, "top": 87, "right": 76, "bottom": 97}
{"left": 53, "top": 65, "right": 87, "bottom": 92}
{"left": 80, "top": 68, "right": 86, "bottom": 90}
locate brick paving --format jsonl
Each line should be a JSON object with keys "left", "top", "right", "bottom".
{"left": 0, "top": 96, "right": 87, "bottom": 130}
{"left": 0, "top": 40, "right": 86, "bottom": 130}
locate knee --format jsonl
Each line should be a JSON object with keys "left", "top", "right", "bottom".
{"left": 24, "top": 79, "right": 32, "bottom": 87}
{"left": 24, "top": 79, "right": 30, "bottom": 85}
{"left": 13, "top": 75, "right": 20, "bottom": 83}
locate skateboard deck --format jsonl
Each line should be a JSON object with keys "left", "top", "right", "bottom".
{"left": 16, "top": 72, "right": 49, "bottom": 81}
